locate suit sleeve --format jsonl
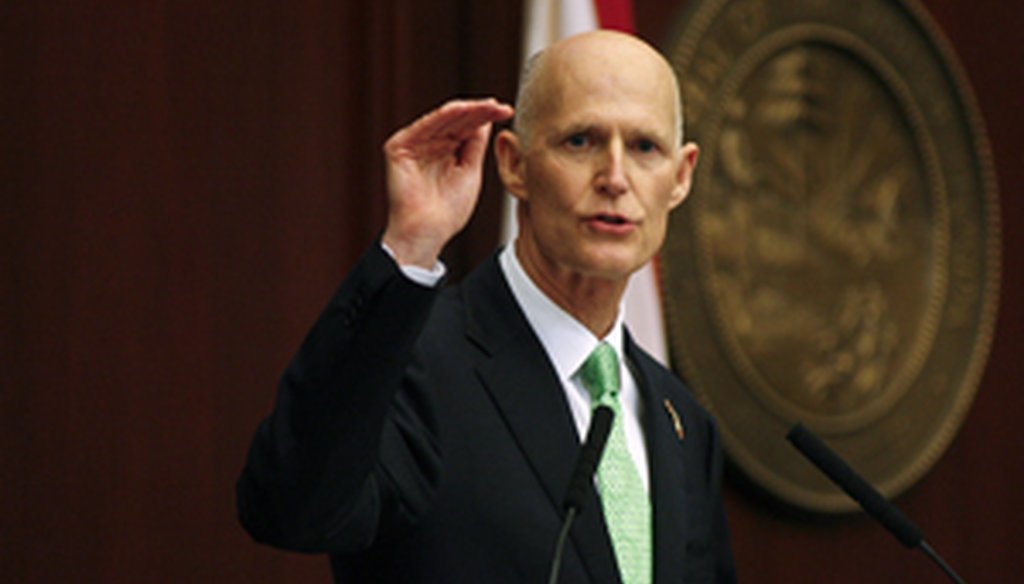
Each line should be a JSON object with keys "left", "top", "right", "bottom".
{"left": 236, "top": 242, "right": 443, "bottom": 553}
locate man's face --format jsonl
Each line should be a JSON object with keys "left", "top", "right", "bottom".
{"left": 501, "top": 35, "right": 698, "bottom": 284}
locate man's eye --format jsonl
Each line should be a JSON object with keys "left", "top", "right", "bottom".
{"left": 633, "top": 139, "right": 658, "bottom": 153}
{"left": 565, "top": 133, "right": 589, "bottom": 148}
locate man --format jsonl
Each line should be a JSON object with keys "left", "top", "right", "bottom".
{"left": 238, "top": 31, "right": 735, "bottom": 583}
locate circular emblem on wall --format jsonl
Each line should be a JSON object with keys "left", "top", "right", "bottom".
{"left": 660, "top": 0, "right": 1000, "bottom": 512}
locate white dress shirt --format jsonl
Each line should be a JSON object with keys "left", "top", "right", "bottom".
{"left": 498, "top": 247, "right": 650, "bottom": 493}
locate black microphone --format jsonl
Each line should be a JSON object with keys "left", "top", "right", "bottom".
{"left": 787, "top": 423, "right": 965, "bottom": 584}
{"left": 547, "top": 405, "right": 614, "bottom": 584}
{"left": 563, "top": 406, "right": 614, "bottom": 511}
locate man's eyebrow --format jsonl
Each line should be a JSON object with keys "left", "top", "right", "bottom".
{"left": 548, "top": 122, "right": 600, "bottom": 139}
{"left": 624, "top": 124, "right": 674, "bottom": 142}
{"left": 561, "top": 122, "right": 598, "bottom": 134}
{"left": 550, "top": 119, "right": 673, "bottom": 142}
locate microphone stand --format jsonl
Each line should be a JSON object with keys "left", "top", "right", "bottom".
{"left": 920, "top": 541, "right": 965, "bottom": 584}
{"left": 547, "top": 406, "right": 614, "bottom": 584}
{"left": 787, "top": 423, "right": 966, "bottom": 584}
{"left": 547, "top": 507, "right": 579, "bottom": 584}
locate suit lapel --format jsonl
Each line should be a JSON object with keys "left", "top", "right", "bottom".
{"left": 625, "top": 336, "right": 689, "bottom": 584}
{"left": 461, "top": 255, "right": 621, "bottom": 584}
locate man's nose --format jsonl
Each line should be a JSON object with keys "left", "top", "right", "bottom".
{"left": 595, "top": 141, "right": 628, "bottom": 196}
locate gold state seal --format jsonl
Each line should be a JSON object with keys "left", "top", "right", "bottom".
{"left": 660, "top": 0, "right": 1000, "bottom": 512}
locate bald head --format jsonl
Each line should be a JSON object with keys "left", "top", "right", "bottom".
{"left": 513, "top": 31, "right": 684, "bottom": 147}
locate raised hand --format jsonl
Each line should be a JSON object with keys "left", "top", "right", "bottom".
{"left": 381, "top": 98, "right": 515, "bottom": 268}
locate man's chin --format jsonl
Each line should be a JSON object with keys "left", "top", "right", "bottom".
{"left": 576, "top": 251, "right": 649, "bottom": 281}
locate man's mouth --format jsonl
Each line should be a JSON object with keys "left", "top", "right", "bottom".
{"left": 587, "top": 213, "right": 635, "bottom": 234}
{"left": 594, "top": 213, "right": 629, "bottom": 225}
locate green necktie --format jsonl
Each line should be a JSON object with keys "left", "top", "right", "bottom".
{"left": 579, "top": 342, "right": 652, "bottom": 584}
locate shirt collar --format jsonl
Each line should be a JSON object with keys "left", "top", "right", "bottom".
{"left": 498, "top": 245, "right": 625, "bottom": 382}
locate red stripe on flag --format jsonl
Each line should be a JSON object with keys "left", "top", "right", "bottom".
{"left": 593, "top": 0, "right": 635, "bottom": 33}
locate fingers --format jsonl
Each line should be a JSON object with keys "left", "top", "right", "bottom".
{"left": 387, "top": 98, "right": 514, "bottom": 154}
{"left": 458, "top": 122, "right": 494, "bottom": 170}
{"left": 428, "top": 99, "right": 514, "bottom": 141}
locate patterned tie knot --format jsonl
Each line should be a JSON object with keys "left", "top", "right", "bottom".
{"left": 580, "top": 342, "right": 620, "bottom": 405}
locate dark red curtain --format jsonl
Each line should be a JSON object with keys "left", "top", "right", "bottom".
{"left": 2, "top": 1, "right": 1021, "bottom": 581}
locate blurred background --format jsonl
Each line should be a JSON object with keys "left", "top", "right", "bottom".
{"left": 2, "top": 1, "right": 1021, "bottom": 581}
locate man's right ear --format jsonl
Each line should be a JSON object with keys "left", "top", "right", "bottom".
{"left": 494, "top": 129, "right": 527, "bottom": 200}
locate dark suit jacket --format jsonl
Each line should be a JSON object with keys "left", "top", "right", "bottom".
{"left": 237, "top": 243, "right": 736, "bottom": 583}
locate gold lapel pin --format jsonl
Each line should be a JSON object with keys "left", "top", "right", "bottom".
{"left": 663, "top": 398, "right": 685, "bottom": 441}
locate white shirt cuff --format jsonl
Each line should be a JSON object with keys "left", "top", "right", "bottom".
{"left": 380, "top": 242, "right": 446, "bottom": 287}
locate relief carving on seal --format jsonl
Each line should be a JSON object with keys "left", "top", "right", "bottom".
{"left": 660, "top": 0, "right": 1000, "bottom": 512}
